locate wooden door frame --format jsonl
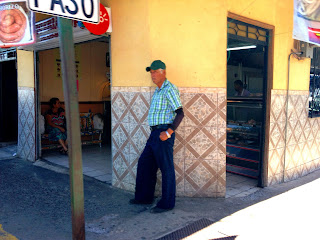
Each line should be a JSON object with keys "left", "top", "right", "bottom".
{"left": 227, "top": 12, "right": 274, "bottom": 187}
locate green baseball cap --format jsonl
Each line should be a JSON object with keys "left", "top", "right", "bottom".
{"left": 146, "top": 60, "right": 166, "bottom": 72}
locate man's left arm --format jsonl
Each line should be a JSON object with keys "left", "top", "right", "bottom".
{"left": 167, "top": 107, "right": 184, "bottom": 134}
{"left": 160, "top": 107, "right": 184, "bottom": 141}
{"left": 159, "top": 87, "right": 184, "bottom": 141}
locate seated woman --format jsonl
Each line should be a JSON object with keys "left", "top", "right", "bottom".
{"left": 45, "top": 98, "right": 68, "bottom": 154}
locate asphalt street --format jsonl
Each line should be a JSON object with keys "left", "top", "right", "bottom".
{"left": 0, "top": 157, "right": 134, "bottom": 240}
{"left": 1, "top": 156, "right": 320, "bottom": 240}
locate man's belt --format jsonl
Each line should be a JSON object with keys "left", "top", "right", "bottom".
{"left": 150, "top": 124, "right": 170, "bottom": 131}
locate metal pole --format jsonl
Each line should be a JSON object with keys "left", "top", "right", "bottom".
{"left": 57, "top": 17, "right": 85, "bottom": 240}
{"left": 34, "top": 51, "right": 41, "bottom": 159}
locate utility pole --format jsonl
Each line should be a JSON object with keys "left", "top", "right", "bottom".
{"left": 57, "top": 17, "right": 85, "bottom": 240}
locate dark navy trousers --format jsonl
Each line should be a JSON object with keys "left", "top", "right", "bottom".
{"left": 134, "top": 129, "right": 176, "bottom": 209}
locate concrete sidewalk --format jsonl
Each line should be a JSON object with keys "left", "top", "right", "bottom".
{"left": 37, "top": 158, "right": 320, "bottom": 240}
{"left": 84, "top": 171, "right": 320, "bottom": 240}
{"left": 1, "top": 144, "right": 320, "bottom": 240}
{"left": 182, "top": 177, "right": 320, "bottom": 240}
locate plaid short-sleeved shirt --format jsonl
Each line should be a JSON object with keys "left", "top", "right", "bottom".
{"left": 148, "top": 79, "right": 182, "bottom": 127}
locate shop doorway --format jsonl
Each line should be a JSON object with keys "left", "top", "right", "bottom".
{"left": 36, "top": 37, "right": 112, "bottom": 184}
{"left": 0, "top": 60, "right": 18, "bottom": 143}
{"left": 226, "top": 18, "right": 269, "bottom": 197}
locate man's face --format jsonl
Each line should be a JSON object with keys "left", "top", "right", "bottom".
{"left": 234, "top": 83, "right": 241, "bottom": 92}
{"left": 150, "top": 69, "right": 166, "bottom": 87}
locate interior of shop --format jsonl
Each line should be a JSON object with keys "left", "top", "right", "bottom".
{"left": 226, "top": 20, "right": 268, "bottom": 195}
{"left": 39, "top": 37, "right": 112, "bottom": 184}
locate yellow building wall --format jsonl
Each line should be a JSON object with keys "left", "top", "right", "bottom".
{"left": 17, "top": 50, "right": 34, "bottom": 88}
{"left": 149, "top": 0, "right": 227, "bottom": 88}
{"left": 106, "top": 0, "right": 310, "bottom": 90}
{"left": 39, "top": 41, "right": 109, "bottom": 102}
{"left": 228, "top": 0, "right": 310, "bottom": 90}
{"left": 19, "top": 0, "right": 310, "bottom": 91}
{"left": 288, "top": 57, "right": 311, "bottom": 91}
{"left": 103, "top": 0, "right": 151, "bottom": 87}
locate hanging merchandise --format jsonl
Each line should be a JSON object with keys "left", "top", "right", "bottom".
{"left": 0, "top": 0, "right": 35, "bottom": 48}
{"left": 293, "top": 0, "right": 320, "bottom": 45}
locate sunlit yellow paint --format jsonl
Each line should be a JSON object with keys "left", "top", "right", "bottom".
{"left": 103, "top": 0, "right": 309, "bottom": 90}
{"left": 0, "top": 225, "right": 18, "bottom": 240}
{"left": 288, "top": 57, "right": 311, "bottom": 91}
{"left": 20, "top": 0, "right": 310, "bottom": 91}
{"left": 17, "top": 50, "right": 34, "bottom": 88}
{"left": 103, "top": 0, "right": 151, "bottom": 87}
{"left": 149, "top": 0, "right": 227, "bottom": 88}
{"left": 38, "top": 41, "right": 109, "bottom": 102}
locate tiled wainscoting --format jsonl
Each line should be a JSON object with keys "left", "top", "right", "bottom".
{"left": 268, "top": 90, "right": 320, "bottom": 185}
{"left": 17, "top": 87, "right": 36, "bottom": 161}
{"left": 111, "top": 87, "right": 226, "bottom": 197}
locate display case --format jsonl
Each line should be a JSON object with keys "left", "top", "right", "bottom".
{"left": 226, "top": 98, "right": 263, "bottom": 179}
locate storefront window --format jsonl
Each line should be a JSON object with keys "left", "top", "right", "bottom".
{"left": 309, "top": 48, "right": 320, "bottom": 118}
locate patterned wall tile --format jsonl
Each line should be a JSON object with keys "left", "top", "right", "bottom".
{"left": 300, "top": 141, "right": 312, "bottom": 163}
{"left": 17, "top": 87, "right": 36, "bottom": 161}
{"left": 268, "top": 173, "right": 283, "bottom": 185}
{"left": 268, "top": 90, "right": 320, "bottom": 186}
{"left": 285, "top": 144, "right": 301, "bottom": 171}
{"left": 310, "top": 140, "right": 318, "bottom": 160}
{"left": 112, "top": 87, "right": 320, "bottom": 193}
{"left": 174, "top": 158, "right": 185, "bottom": 197}
{"left": 184, "top": 159, "right": 221, "bottom": 197}
{"left": 173, "top": 130, "right": 185, "bottom": 159}
{"left": 121, "top": 182, "right": 136, "bottom": 192}
{"left": 182, "top": 90, "right": 219, "bottom": 128}
{"left": 268, "top": 148, "right": 284, "bottom": 176}
{"left": 310, "top": 158, "right": 320, "bottom": 171}
{"left": 216, "top": 161, "right": 226, "bottom": 195}
{"left": 184, "top": 127, "right": 216, "bottom": 160}
{"left": 303, "top": 119, "right": 312, "bottom": 141}
{"left": 270, "top": 92, "right": 286, "bottom": 123}
{"left": 111, "top": 87, "right": 226, "bottom": 197}
{"left": 284, "top": 168, "right": 299, "bottom": 182}
{"left": 111, "top": 88, "right": 151, "bottom": 190}
{"left": 269, "top": 121, "right": 286, "bottom": 150}
{"left": 309, "top": 119, "right": 318, "bottom": 140}
{"left": 180, "top": 87, "right": 226, "bottom": 197}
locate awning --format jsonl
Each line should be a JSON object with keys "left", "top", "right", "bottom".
{"left": 19, "top": 17, "right": 108, "bottom": 51}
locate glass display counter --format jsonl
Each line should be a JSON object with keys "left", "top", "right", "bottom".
{"left": 226, "top": 98, "right": 263, "bottom": 179}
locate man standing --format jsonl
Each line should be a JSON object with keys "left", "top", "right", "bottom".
{"left": 130, "top": 60, "right": 184, "bottom": 213}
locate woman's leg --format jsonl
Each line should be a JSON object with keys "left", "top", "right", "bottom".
{"left": 58, "top": 139, "right": 68, "bottom": 151}
{"left": 49, "top": 128, "right": 68, "bottom": 152}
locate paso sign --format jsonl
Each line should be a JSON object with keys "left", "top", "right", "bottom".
{"left": 27, "top": 0, "right": 100, "bottom": 23}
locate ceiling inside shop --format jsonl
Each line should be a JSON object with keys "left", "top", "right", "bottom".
{"left": 227, "top": 38, "right": 265, "bottom": 69}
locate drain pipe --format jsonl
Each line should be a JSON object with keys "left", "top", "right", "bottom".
{"left": 283, "top": 50, "right": 303, "bottom": 182}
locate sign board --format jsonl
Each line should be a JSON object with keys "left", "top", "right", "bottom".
{"left": 27, "top": 0, "right": 100, "bottom": 24}
{"left": 293, "top": 0, "right": 320, "bottom": 46}
{"left": 83, "top": 4, "right": 112, "bottom": 35}
{"left": 0, "top": 0, "right": 36, "bottom": 48}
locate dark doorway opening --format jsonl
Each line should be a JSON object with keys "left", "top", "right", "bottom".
{"left": 0, "top": 60, "right": 18, "bottom": 142}
{"left": 226, "top": 19, "right": 269, "bottom": 196}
